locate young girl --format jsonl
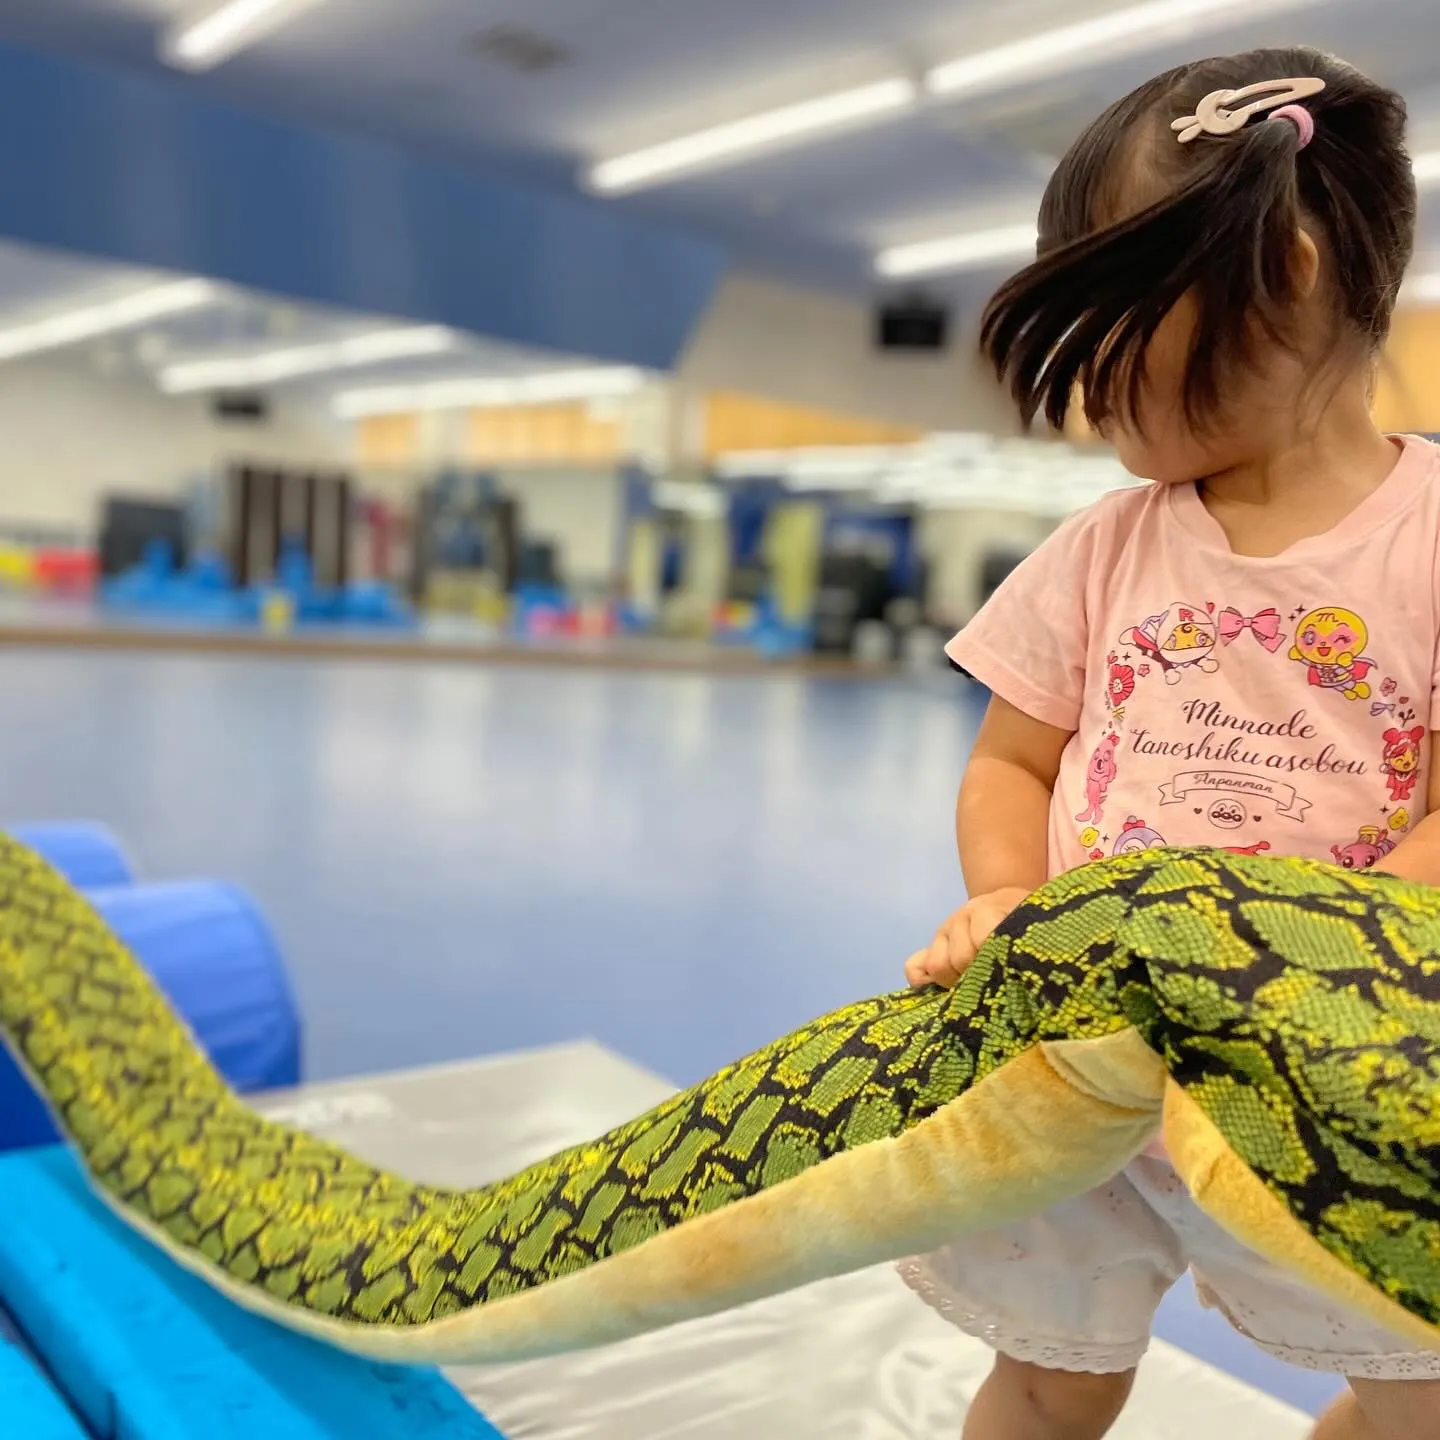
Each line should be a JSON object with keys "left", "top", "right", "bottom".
{"left": 902, "top": 45, "right": 1440, "bottom": 1440}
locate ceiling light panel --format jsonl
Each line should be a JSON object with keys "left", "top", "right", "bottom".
{"left": 584, "top": 0, "right": 1328, "bottom": 193}
{"left": 876, "top": 224, "right": 1038, "bottom": 279}
{"left": 1401, "top": 272, "right": 1440, "bottom": 306}
{"left": 333, "top": 367, "right": 650, "bottom": 418}
{"left": 925, "top": 0, "right": 1326, "bottom": 99}
{"left": 158, "top": 326, "right": 455, "bottom": 393}
{"left": 162, "top": 0, "right": 330, "bottom": 74}
{"left": 0, "top": 280, "right": 221, "bottom": 364}
{"left": 587, "top": 79, "right": 917, "bottom": 195}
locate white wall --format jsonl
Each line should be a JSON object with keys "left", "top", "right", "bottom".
{"left": 918, "top": 507, "right": 1055, "bottom": 631}
{"left": 678, "top": 272, "right": 1020, "bottom": 435}
{"left": 492, "top": 467, "right": 624, "bottom": 592}
{"left": 0, "top": 352, "right": 348, "bottom": 532}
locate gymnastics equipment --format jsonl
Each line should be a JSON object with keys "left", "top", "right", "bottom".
{"left": 1, "top": 838, "right": 1437, "bottom": 1365}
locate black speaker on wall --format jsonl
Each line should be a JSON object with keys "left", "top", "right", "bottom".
{"left": 876, "top": 293, "right": 950, "bottom": 352}
{"left": 213, "top": 391, "right": 270, "bottom": 423}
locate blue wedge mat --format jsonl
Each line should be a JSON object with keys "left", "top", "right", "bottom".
{"left": 1, "top": 1302, "right": 89, "bottom": 1440}
{"left": 0, "top": 879, "right": 302, "bottom": 1151}
{"left": 9, "top": 820, "right": 136, "bottom": 888}
{"left": 0, "top": 1147, "right": 504, "bottom": 1440}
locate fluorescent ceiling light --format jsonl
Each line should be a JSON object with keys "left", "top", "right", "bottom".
{"left": 876, "top": 224, "right": 1037, "bottom": 280}
{"left": 588, "top": 79, "right": 916, "bottom": 195}
{"left": 163, "top": 0, "right": 326, "bottom": 73}
{"left": 926, "top": 0, "right": 1321, "bottom": 99}
{"left": 583, "top": 1, "right": 1323, "bottom": 192}
{"left": 159, "top": 326, "right": 454, "bottom": 393}
{"left": 0, "top": 279, "right": 220, "bottom": 364}
{"left": 1402, "top": 272, "right": 1440, "bottom": 306}
{"left": 333, "top": 367, "right": 649, "bottom": 418}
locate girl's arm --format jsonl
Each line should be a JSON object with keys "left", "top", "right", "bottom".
{"left": 906, "top": 696, "right": 1073, "bottom": 989}
{"left": 958, "top": 695, "right": 1073, "bottom": 898}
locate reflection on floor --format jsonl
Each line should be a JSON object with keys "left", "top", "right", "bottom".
{"left": 0, "top": 650, "right": 1344, "bottom": 1420}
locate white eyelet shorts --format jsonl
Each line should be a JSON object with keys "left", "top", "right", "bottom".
{"left": 898, "top": 1155, "right": 1440, "bottom": 1379}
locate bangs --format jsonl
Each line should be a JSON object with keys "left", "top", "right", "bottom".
{"left": 983, "top": 164, "right": 1301, "bottom": 435}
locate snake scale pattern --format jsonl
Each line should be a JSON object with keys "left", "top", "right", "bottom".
{"left": 3, "top": 831, "right": 1440, "bottom": 1357}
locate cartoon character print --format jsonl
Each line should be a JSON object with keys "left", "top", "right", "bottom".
{"left": 1204, "top": 797, "right": 1248, "bottom": 831}
{"left": 1074, "top": 733, "right": 1119, "bottom": 824}
{"left": 1331, "top": 824, "right": 1395, "bottom": 870}
{"left": 1121, "top": 604, "right": 1219, "bottom": 687}
{"left": 1381, "top": 726, "right": 1425, "bottom": 803}
{"left": 1106, "top": 657, "right": 1136, "bottom": 721}
{"left": 1289, "top": 607, "right": 1376, "bottom": 701}
{"left": 1111, "top": 816, "right": 1166, "bottom": 856}
{"left": 1109, "top": 808, "right": 1265, "bottom": 858}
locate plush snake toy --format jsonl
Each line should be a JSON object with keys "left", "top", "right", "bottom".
{"left": 3, "top": 830, "right": 1440, "bottom": 1365}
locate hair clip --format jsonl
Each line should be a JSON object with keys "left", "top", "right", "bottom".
{"left": 1172, "top": 77, "right": 1326, "bottom": 144}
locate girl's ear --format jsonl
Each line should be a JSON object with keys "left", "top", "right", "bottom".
{"left": 1294, "top": 228, "right": 1321, "bottom": 298}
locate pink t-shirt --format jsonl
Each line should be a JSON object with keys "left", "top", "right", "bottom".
{"left": 951, "top": 435, "right": 1440, "bottom": 1158}
{"left": 949, "top": 434, "right": 1440, "bottom": 880}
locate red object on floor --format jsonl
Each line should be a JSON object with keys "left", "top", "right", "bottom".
{"left": 32, "top": 549, "right": 97, "bottom": 594}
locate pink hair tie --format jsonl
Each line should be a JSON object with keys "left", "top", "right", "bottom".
{"left": 1270, "top": 104, "right": 1315, "bottom": 149}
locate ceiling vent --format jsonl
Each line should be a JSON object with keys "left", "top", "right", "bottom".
{"left": 469, "top": 25, "right": 571, "bottom": 74}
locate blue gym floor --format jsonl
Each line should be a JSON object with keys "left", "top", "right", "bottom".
{"left": 0, "top": 647, "right": 1346, "bottom": 1419}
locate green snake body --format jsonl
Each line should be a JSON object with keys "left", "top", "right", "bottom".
{"left": 3, "top": 832, "right": 1440, "bottom": 1362}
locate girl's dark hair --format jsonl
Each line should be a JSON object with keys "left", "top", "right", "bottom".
{"left": 980, "top": 47, "right": 1416, "bottom": 432}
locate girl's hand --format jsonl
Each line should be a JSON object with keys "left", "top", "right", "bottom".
{"left": 905, "top": 887, "right": 1032, "bottom": 990}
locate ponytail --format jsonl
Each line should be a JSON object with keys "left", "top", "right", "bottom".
{"left": 980, "top": 48, "right": 1415, "bottom": 436}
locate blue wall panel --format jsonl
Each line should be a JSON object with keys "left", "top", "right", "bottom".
{"left": 0, "top": 43, "right": 726, "bottom": 369}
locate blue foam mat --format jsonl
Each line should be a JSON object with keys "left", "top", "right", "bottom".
{"left": 0, "top": 1147, "right": 504, "bottom": 1439}
{"left": 1, "top": 1316, "right": 88, "bottom": 1439}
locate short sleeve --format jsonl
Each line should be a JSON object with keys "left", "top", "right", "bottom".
{"left": 1432, "top": 515, "right": 1440, "bottom": 731}
{"left": 1432, "top": 602, "right": 1440, "bottom": 731}
{"left": 946, "top": 506, "right": 1104, "bottom": 732}
{"left": 1430, "top": 444, "right": 1440, "bottom": 730}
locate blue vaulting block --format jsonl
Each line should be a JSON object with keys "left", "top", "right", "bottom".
{"left": 0, "top": 1304, "right": 88, "bottom": 1440}
{"left": 0, "top": 1147, "right": 504, "bottom": 1439}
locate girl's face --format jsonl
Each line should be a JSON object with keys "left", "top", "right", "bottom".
{"left": 1091, "top": 149, "right": 1325, "bottom": 485}
{"left": 1098, "top": 294, "right": 1219, "bottom": 483}
{"left": 1101, "top": 274, "right": 1318, "bottom": 486}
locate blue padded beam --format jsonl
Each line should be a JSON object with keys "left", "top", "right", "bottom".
{"left": 0, "top": 42, "right": 725, "bottom": 371}
{"left": 0, "top": 1147, "right": 504, "bottom": 1439}
{"left": 0, "top": 879, "right": 302, "bottom": 1152}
